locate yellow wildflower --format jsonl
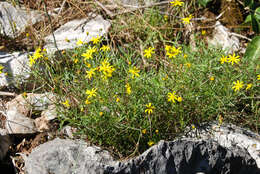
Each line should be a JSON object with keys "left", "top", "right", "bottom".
{"left": 85, "top": 99, "right": 91, "bottom": 105}
{"left": 218, "top": 115, "right": 223, "bottom": 125}
{"left": 142, "top": 129, "right": 147, "bottom": 134}
{"left": 155, "top": 129, "right": 159, "bottom": 134}
{"left": 219, "top": 55, "right": 228, "bottom": 64}
{"left": 99, "top": 59, "right": 115, "bottom": 79}
{"left": 85, "top": 68, "right": 96, "bottom": 79}
{"left": 228, "top": 53, "right": 240, "bottom": 65}
{"left": 166, "top": 46, "right": 182, "bottom": 58}
{"left": 86, "top": 88, "right": 97, "bottom": 99}
{"left": 164, "top": 15, "right": 168, "bottom": 21}
{"left": 177, "top": 96, "right": 182, "bottom": 102}
{"left": 129, "top": 66, "right": 140, "bottom": 79}
{"left": 183, "top": 54, "right": 187, "bottom": 59}
{"left": 201, "top": 30, "right": 206, "bottom": 35}
{"left": 191, "top": 124, "right": 195, "bottom": 129}
{"left": 148, "top": 140, "right": 155, "bottom": 146}
{"left": 257, "top": 75, "right": 260, "bottom": 80}
{"left": 26, "top": 33, "right": 30, "bottom": 37}
{"left": 170, "top": 0, "right": 184, "bottom": 7}
{"left": 0, "top": 65, "right": 4, "bottom": 74}
{"left": 125, "top": 83, "right": 131, "bottom": 95}
{"left": 82, "top": 52, "right": 92, "bottom": 60}
{"left": 185, "top": 63, "right": 191, "bottom": 68}
{"left": 116, "top": 97, "right": 120, "bottom": 102}
{"left": 210, "top": 76, "right": 214, "bottom": 81}
{"left": 74, "top": 59, "right": 79, "bottom": 64}
{"left": 168, "top": 91, "right": 178, "bottom": 103}
{"left": 246, "top": 83, "right": 252, "bottom": 90}
{"left": 62, "top": 100, "right": 70, "bottom": 108}
{"left": 181, "top": 14, "right": 193, "bottom": 24}
{"left": 91, "top": 36, "right": 101, "bottom": 44}
{"left": 65, "top": 37, "right": 70, "bottom": 42}
{"left": 99, "top": 112, "right": 103, "bottom": 116}
{"left": 144, "top": 47, "right": 155, "bottom": 58}
{"left": 100, "top": 45, "right": 110, "bottom": 52}
{"left": 76, "top": 39, "right": 83, "bottom": 46}
{"left": 232, "top": 80, "right": 244, "bottom": 92}
{"left": 145, "top": 103, "right": 155, "bottom": 115}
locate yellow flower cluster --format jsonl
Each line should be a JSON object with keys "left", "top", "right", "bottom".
{"left": 99, "top": 59, "right": 116, "bottom": 79}
{"left": 144, "top": 47, "right": 155, "bottom": 58}
{"left": 129, "top": 66, "right": 140, "bottom": 79}
{"left": 182, "top": 14, "right": 193, "bottom": 24}
{"left": 168, "top": 91, "right": 182, "bottom": 103}
{"left": 165, "top": 45, "right": 182, "bottom": 58}
{"left": 125, "top": 83, "right": 131, "bottom": 95}
{"left": 82, "top": 46, "right": 97, "bottom": 60}
{"left": 219, "top": 53, "right": 240, "bottom": 65}
{"left": 29, "top": 48, "right": 47, "bottom": 67}
{"left": 170, "top": 0, "right": 184, "bottom": 7}
{"left": 62, "top": 100, "right": 70, "bottom": 108}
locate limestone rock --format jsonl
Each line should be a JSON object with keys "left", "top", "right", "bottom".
{"left": 207, "top": 21, "right": 240, "bottom": 53}
{"left": 0, "top": 2, "right": 44, "bottom": 38}
{"left": 0, "top": 52, "right": 30, "bottom": 88}
{"left": 44, "top": 14, "right": 111, "bottom": 54}
{"left": 24, "top": 138, "right": 259, "bottom": 174}
{"left": 185, "top": 122, "right": 260, "bottom": 168}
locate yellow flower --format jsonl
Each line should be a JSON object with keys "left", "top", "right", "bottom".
{"left": 191, "top": 124, "right": 195, "bottom": 129}
{"left": 210, "top": 76, "right": 214, "bottom": 81}
{"left": 219, "top": 55, "right": 228, "bottom": 64}
{"left": 76, "top": 39, "right": 83, "bottom": 46}
{"left": 26, "top": 33, "right": 30, "bottom": 37}
{"left": 100, "top": 45, "right": 110, "bottom": 52}
{"left": 65, "top": 37, "right": 70, "bottom": 42}
{"left": 218, "top": 115, "right": 223, "bottom": 125}
{"left": 99, "top": 59, "right": 115, "bottom": 79}
{"left": 170, "top": 0, "right": 184, "bottom": 7}
{"left": 86, "top": 88, "right": 98, "bottom": 99}
{"left": 257, "top": 75, "right": 260, "bottom": 80}
{"left": 129, "top": 66, "right": 140, "bottom": 79}
{"left": 177, "top": 96, "right": 182, "bottom": 102}
{"left": 232, "top": 80, "right": 244, "bottom": 92}
{"left": 144, "top": 47, "right": 155, "bottom": 58}
{"left": 22, "top": 92, "right": 27, "bottom": 98}
{"left": 246, "top": 83, "right": 252, "bottom": 90}
{"left": 201, "top": 30, "right": 206, "bottom": 35}
{"left": 142, "top": 129, "right": 147, "bottom": 134}
{"left": 183, "top": 54, "right": 187, "bottom": 59}
{"left": 29, "top": 55, "right": 36, "bottom": 67}
{"left": 99, "top": 112, "right": 103, "bottom": 116}
{"left": 116, "top": 97, "right": 120, "bottom": 102}
{"left": 74, "top": 59, "right": 79, "bottom": 64}
{"left": 148, "top": 140, "right": 155, "bottom": 146}
{"left": 181, "top": 14, "right": 193, "bottom": 24}
{"left": 164, "top": 15, "right": 168, "bottom": 21}
{"left": 168, "top": 91, "right": 178, "bottom": 103}
{"left": 145, "top": 103, "right": 155, "bottom": 115}
{"left": 185, "top": 63, "right": 191, "bottom": 68}
{"left": 0, "top": 65, "right": 4, "bottom": 73}
{"left": 125, "top": 83, "right": 131, "bottom": 95}
{"left": 162, "top": 75, "right": 168, "bottom": 81}
{"left": 227, "top": 53, "right": 240, "bottom": 65}
{"left": 166, "top": 46, "right": 182, "bottom": 58}
{"left": 155, "top": 129, "right": 159, "bottom": 134}
{"left": 85, "top": 99, "right": 91, "bottom": 105}
{"left": 91, "top": 36, "right": 101, "bottom": 44}
{"left": 85, "top": 68, "right": 96, "bottom": 79}
{"left": 62, "top": 100, "right": 70, "bottom": 108}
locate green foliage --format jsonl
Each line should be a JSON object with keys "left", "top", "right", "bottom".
{"left": 197, "top": 0, "right": 213, "bottom": 7}
{"left": 244, "top": 0, "right": 260, "bottom": 33}
{"left": 244, "top": 36, "right": 260, "bottom": 70}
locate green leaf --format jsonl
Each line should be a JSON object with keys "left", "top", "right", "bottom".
{"left": 244, "top": 0, "right": 253, "bottom": 7}
{"left": 244, "top": 36, "right": 260, "bottom": 69}
{"left": 255, "top": 7, "right": 260, "bottom": 20}
{"left": 244, "top": 14, "right": 252, "bottom": 23}
{"left": 197, "top": 0, "right": 212, "bottom": 7}
{"left": 251, "top": 14, "right": 260, "bottom": 33}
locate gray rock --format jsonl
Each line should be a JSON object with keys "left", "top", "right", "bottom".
{"left": 184, "top": 122, "right": 260, "bottom": 168}
{"left": 24, "top": 138, "right": 116, "bottom": 174}
{"left": 24, "top": 138, "right": 259, "bottom": 174}
{"left": 0, "top": 2, "right": 43, "bottom": 38}
{"left": 0, "top": 51, "right": 30, "bottom": 88}
{"left": 5, "top": 109, "right": 36, "bottom": 134}
{"left": 207, "top": 21, "right": 240, "bottom": 53}
{"left": 44, "top": 14, "right": 111, "bottom": 54}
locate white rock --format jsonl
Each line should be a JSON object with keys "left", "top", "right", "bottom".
{"left": 44, "top": 14, "right": 111, "bottom": 54}
{"left": 0, "top": 2, "right": 44, "bottom": 38}
{"left": 185, "top": 122, "right": 260, "bottom": 168}
{"left": 208, "top": 21, "right": 240, "bottom": 53}
{"left": 5, "top": 109, "right": 36, "bottom": 134}
{"left": 0, "top": 51, "right": 30, "bottom": 88}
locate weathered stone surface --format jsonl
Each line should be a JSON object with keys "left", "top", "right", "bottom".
{"left": 0, "top": 52, "right": 30, "bottom": 88}
{"left": 24, "top": 138, "right": 259, "bottom": 174}
{"left": 0, "top": 2, "right": 43, "bottom": 38}
{"left": 5, "top": 109, "right": 36, "bottom": 134}
{"left": 184, "top": 122, "right": 260, "bottom": 168}
{"left": 207, "top": 21, "right": 240, "bottom": 53}
{"left": 44, "top": 14, "right": 111, "bottom": 54}
{"left": 24, "top": 138, "right": 116, "bottom": 174}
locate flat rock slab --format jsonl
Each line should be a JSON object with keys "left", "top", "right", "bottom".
{"left": 44, "top": 14, "right": 111, "bottom": 54}
{"left": 0, "top": 51, "right": 30, "bottom": 88}
{"left": 24, "top": 138, "right": 259, "bottom": 174}
{"left": 0, "top": 2, "right": 43, "bottom": 38}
